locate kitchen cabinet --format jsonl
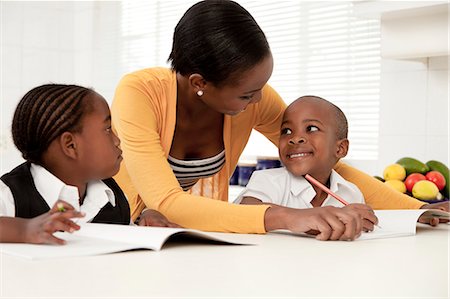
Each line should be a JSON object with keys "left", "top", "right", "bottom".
{"left": 354, "top": 1, "right": 449, "bottom": 59}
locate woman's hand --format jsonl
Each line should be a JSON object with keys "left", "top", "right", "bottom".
{"left": 265, "top": 205, "right": 364, "bottom": 241}
{"left": 419, "top": 201, "right": 450, "bottom": 226}
{"left": 24, "top": 200, "right": 85, "bottom": 245}
{"left": 342, "top": 203, "right": 378, "bottom": 232}
{"left": 137, "top": 209, "right": 182, "bottom": 228}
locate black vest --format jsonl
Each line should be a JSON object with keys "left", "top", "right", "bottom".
{"left": 1, "top": 162, "right": 130, "bottom": 225}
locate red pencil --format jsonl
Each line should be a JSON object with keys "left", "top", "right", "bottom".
{"left": 304, "top": 174, "right": 349, "bottom": 206}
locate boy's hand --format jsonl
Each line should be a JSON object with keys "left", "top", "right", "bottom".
{"left": 25, "top": 200, "right": 84, "bottom": 245}
{"left": 420, "top": 201, "right": 450, "bottom": 226}
{"left": 342, "top": 203, "right": 378, "bottom": 232}
{"left": 267, "top": 206, "right": 364, "bottom": 241}
{"left": 137, "top": 209, "right": 182, "bottom": 228}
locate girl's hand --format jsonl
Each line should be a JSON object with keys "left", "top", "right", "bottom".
{"left": 137, "top": 209, "right": 182, "bottom": 228}
{"left": 420, "top": 201, "right": 450, "bottom": 226}
{"left": 265, "top": 205, "right": 364, "bottom": 241}
{"left": 342, "top": 203, "right": 378, "bottom": 232}
{"left": 24, "top": 200, "right": 85, "bottom": 245}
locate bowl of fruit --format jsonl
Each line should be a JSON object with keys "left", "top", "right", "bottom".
{"left": 377, "top": 157, "right": 449, "bottom": 203}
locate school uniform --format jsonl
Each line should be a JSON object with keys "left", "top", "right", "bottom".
{"left": 0, "top": 162, "right": 130, "bottom": 224}
{"left": 234, "top": 167, "right": 364, "bottom": 208}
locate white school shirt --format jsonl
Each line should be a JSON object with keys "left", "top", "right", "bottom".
{"left": 234, "top": 168, "right": 364, "bottom": 208}
{"left": 0, "top": 163, "right": 117, "bottom": 223}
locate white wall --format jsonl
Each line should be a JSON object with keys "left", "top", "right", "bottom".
{"left": 376, "top": 56, "right": 449, "bottom": 175}
{"left": 1, "top": 1, "right": 121, "bottom": 173}
{"left": 330, "top": 56, "right": 449, "bottom": 177}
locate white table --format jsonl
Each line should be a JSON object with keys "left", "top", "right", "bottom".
{"left": 1, "top": 224, "right": 448, "bottom": 298}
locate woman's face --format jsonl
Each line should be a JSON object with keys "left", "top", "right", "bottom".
{"left": 201, "top": 54, "right": 274, "bottom": 116}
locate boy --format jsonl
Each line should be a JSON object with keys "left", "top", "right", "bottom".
{"left": 236, "top": 95, "right": 365, "bottom": 210}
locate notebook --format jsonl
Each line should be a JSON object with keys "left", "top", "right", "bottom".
{"left": 271, "top": 209, "right": 449, "bottom": 240}
{"left": 359, "top": 209, "right": 449, "bottom": 240}
{"left": 0, "top": 223, "right": 255, "bottom": 260}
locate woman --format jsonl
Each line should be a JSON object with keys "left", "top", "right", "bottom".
{"left": 111, "top": 0, "right": 445, "bottom": 239}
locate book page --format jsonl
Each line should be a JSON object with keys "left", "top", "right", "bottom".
{"left": 359, "top": 209, "right": 449, "bottom": 240}
{"left": 0, "top": 234, "right": 141, "bottom": 260}
{"left": 73, "top": 223, "right": 188, "bottom": 250}
{"left": 74, "top": 223, "right": 255, "bottom": 250}
{"left": 0, "top": 223, "right": 256, "bottom": 260}
{"left": 271, "top": 209, "right": 449, "bottom": 240}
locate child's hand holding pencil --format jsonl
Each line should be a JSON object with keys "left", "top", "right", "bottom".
{"left": 51, "top": 200, "right": 81, "bottom": 215}
{"left": 342, "top": 204, "right": 379, "bottom": 232}
{"left": 305, "top": 174, "right": 379, "bottom": 232}
{"left": 22, "top": 200, "right": 85, "bottom": 245}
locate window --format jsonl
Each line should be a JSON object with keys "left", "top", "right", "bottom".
{"left": 119, "top": 1, "right": 380, "bottom": 160}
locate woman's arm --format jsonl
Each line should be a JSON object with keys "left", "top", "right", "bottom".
{"left": 334, "top": 161, "right": 425, "bottom": 209}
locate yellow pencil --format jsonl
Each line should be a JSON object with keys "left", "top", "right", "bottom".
{"left": 57, "top": 202, "right": 65, "bottom": 212}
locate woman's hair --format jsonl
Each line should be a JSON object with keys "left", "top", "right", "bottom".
{"left": 168, "top": 0, "right": 270, "bottom": 86}
{"left": 12, "top": 84, "right": 94, "bottom": 164}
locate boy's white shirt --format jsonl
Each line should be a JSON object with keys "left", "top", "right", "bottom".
{"left": 234, "top": 168, "right": 364, "bottom": 208}
{"left": 0, "top": 163, "right": 117, "bottom": 223}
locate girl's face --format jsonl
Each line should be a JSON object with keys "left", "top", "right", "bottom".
{"left": 75, "top": 93, "right": 122, "bottom": 180}
{"left": 201, "top": 54, "right": 274, "bottom": 115}
{"left": 278, "top": 99, "right": 347, "bottom": 181}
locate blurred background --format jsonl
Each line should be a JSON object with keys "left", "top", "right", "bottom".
{"left": 1, "top": 0, "right": 448, "bottom": 178}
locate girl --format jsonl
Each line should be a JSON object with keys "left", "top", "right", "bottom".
{"left": 0, "top": 84, "right": 177, "bottom": 244}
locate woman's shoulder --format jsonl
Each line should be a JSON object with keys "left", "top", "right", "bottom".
{"left": 119, "top": 67, "right": 176, "bottom": 88}
{"left": 257, "top": 84, "right": 286, "bottom": 109}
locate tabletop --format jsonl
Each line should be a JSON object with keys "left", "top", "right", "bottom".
{"left": 1, "top": 223, "right": 448, "bottom": 298}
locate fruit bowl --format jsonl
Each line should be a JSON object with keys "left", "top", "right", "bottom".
{"left": 418, "top": 198, "right": 449, "bottom": 204}
{"left": 380, "top": 157, "right": 449, "bottom": 203}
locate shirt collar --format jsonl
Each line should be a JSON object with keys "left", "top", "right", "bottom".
{"left": 288, "top": 169, "right": 352, "bottom": 201}
{"left": 290, "top": 173, "right": 315, "bottom": 198}
{"left": 329, "top": 169, "right": 353, "bottom": 193}
{"left": 30, "top": 163, "right": 116, "bottom": 212}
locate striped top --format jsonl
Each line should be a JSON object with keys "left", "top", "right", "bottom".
{"left": 168, "top": 150, "right": 226, "bottom": 191}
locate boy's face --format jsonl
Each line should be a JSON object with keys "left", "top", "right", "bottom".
{"left": 278, "top": 98, "right": 348, "bottom": 181}
{"left": 75, "top": 93, "right": 122, "bottom": 180}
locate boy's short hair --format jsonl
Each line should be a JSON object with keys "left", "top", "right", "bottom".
{"left": 12, "top": 84, "right": 94, "bottom": 164}
{"left": 295, "top": 95, "right": 348, "bottom": 139}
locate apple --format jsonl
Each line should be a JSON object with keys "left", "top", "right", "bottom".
{"left": 425, "top": 171, "right": 446, "bottom": 191}
{"left": 404, "top": 173, "right": 426, "bottom": 193}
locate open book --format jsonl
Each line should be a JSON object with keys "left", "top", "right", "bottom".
{"left": 358, "top": 209, "right": 450, "bottom": 240}
{"left": 0, "top": 223, "right": 255, "bottom": 260}
{"left": 271, "top": 209, "right": 449, "bottom": 240}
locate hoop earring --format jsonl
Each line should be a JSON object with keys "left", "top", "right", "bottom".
{"left": 197, "top": 90, "right": 204, "bottom": 97}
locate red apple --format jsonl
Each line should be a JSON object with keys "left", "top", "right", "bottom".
{"left": 425, "top": 171, "right": 446, "bottom": 191}
{"left": 404, "top": 173, "right": 426, "bottom": 193}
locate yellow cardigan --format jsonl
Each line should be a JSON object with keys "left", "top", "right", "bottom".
{"left": 111, "top": 67, "right": 424, "bottom": 233}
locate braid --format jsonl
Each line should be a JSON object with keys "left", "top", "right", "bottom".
{"left": 12, "top": 84, "right": 93, "bottom": 164}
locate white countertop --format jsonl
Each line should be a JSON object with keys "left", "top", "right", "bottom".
{"left": 1, "top": 223, "right": 448, "bottom": 298}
